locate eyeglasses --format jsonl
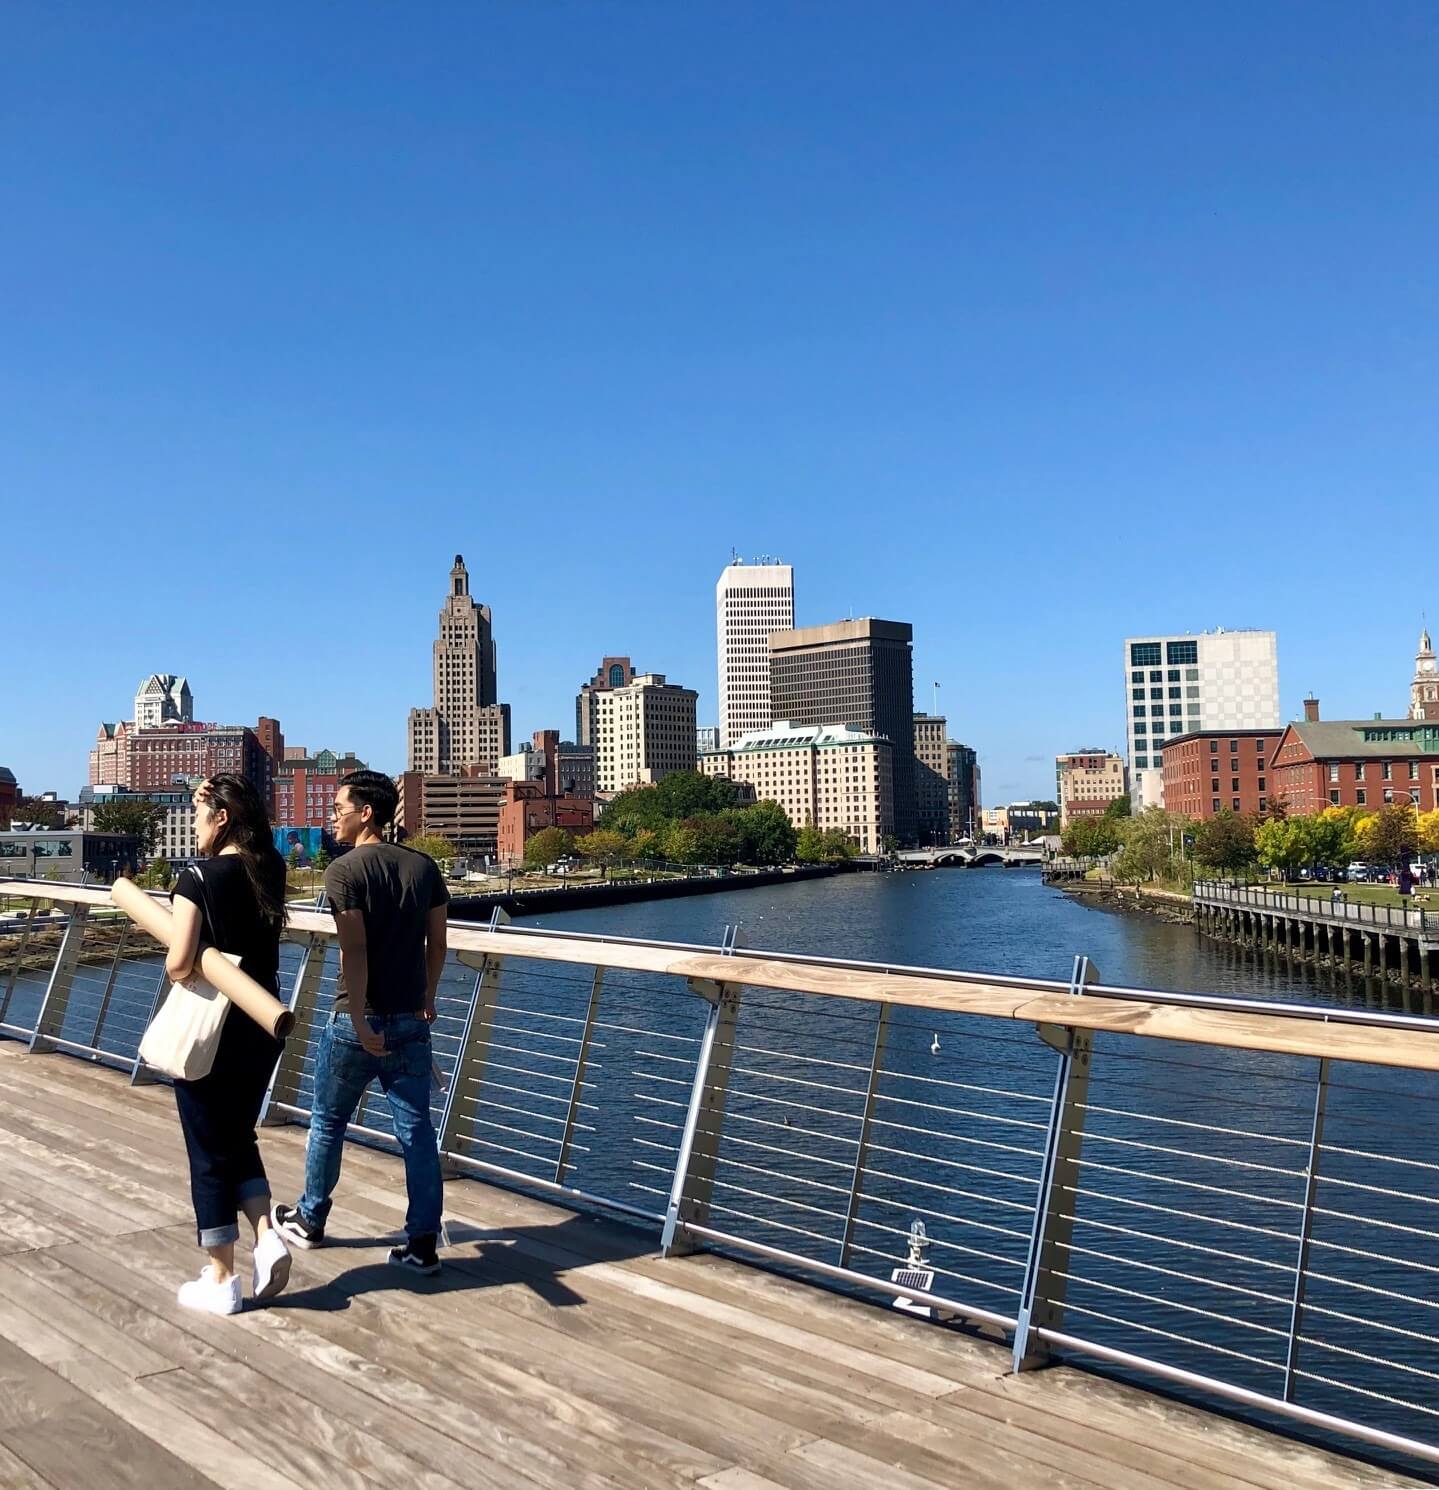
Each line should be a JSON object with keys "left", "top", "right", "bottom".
{"left": 330, "top": 805, "right": 359, "bottom": 820}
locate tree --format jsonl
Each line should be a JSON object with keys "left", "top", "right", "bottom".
{"left": 1354, "top": 805, "right": 1419, "bottom": 867}
{"left": 795, "top": 825, "right": 826, "bottom": 863}
{"left": 1255, "top": 816, "right": 1315, "bottom": 879}
{"left": 1317, "top": 806, "right": 1365, "bottom": 868}
{"left": 724, "top": 801, "right": 797, "bottom": 865}
{"left": 628, "top": 828, "right": 663, "bottom": 863}
{"left": 12, "top": 795, "right": 68, "bottom": 830}
{"left": 92, "top": 798, "right": 167, "bottom": 852}
{"left": 407, "top": 834, "right": 457, "bottom": 865}
{"left": 680, "top": 815, "right": 742, "bottom": 866}
{"left": 663, "top": 823, "right": 702, "bottom": 865}
{"left": 524, "top": 827, "right": 574, "bottom": 869}
{"left": 818, "top": 829, "right": 858, "bottom": 861}
{"left": 1113, "top": 808, "right": 1183, "bottom": 884}
{"left": 138, "top": 857, "right": 174, "bottom": 890}
{"left": 603, "top": 772, "right": 740, "bottom": 834}
{"left": 312, "top": 848, "right": 331, "bottom": 875}
{"left": 1062, "top": 815, "right": 1121, "bottom": 859}
{"left": 575, "top": 830, "right": 630, "bottom": 865}
{"left": 1102, "top": 796, "right": 1132, "bottom": 821}
{"left": 1420, "top": 809, "right": 1439, "bottom": 857}
{"left": 1191, "top": 811, "right": 1258, "bottom": 875}
{"left": 287, "top": 845, "right": 302, "bottom": 873}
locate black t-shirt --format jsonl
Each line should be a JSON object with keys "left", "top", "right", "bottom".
{"left": 324, "top": 843, "right": 450, "bottom": 1016}
{"left": 171, "top": 855, "right": 286, "bottom": 994}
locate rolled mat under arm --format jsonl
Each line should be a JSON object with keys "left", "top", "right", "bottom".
{"left": 110, "top": 877, "right": 296, "bottom": 1040}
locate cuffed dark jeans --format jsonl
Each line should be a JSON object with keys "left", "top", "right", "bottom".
{"left": 174, "top": 1010, "right": 284, "bottom": 1247}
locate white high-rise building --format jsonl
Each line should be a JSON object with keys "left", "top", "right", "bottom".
{"left": 1124, "top": 630, "right": 1280, "bottom": 809}
{"left": 593, "top": 673, "right": 698, "bottom": 793}
{"left": 716, "top": 559, "right": 794, "bottom": 747}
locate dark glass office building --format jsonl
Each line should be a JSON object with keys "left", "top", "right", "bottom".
{"left": 769, "top": 619, "right": 917, "bottom": 845}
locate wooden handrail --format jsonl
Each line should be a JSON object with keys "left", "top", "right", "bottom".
{"left": 5, "top": 878, "right": 1438, "bottom": 1071}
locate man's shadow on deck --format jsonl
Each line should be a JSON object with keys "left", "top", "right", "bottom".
{"left": 268, "top": 1210, "right": 653, "bottom": 1313}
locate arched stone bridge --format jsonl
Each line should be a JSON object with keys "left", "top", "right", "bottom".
{"left": 896, "top": 845, "right": 1046, "bottom": 868}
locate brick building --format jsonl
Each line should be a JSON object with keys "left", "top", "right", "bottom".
{"left": 128, "top": 722, "right": 273, "bottom": 805}
{"left": 497, "top": 781, "right": 595, "bottom": 865}
{"left": 1268, "top": 703, "right": 1439, "bottom": 816}
{"left": 1161, "top": 730, "right": 1283, "bottom": 819}
{"left": 273, "top": 748, "right": 368, "bottom": 829}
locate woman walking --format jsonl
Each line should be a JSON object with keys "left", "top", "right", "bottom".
{"left": 165, "top": 773, "right": 292, "bottom": 1314}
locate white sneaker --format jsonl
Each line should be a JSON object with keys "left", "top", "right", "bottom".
{"left": 177, "top": 1265, "right": 243, "bottom": 1316}
{"left": 251, "top": 1228, "right": 292, "bottom": 1301}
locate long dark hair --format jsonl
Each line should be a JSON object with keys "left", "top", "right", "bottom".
{"left": 197, "top": 774, "right": 288, "bottom": 930}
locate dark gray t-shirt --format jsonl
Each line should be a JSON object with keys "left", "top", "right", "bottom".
{"left": 324, "top": 843, "right": 450, "bottom": 1016}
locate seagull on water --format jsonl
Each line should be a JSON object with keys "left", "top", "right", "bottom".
{"left": 930, "top": 1033, "right": 941, "bottom": 1055}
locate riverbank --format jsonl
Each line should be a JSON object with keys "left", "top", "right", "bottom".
{"left": 1058, "top": 875, "right": 1195, "bottom": 925}
{"left": 449, "top": 862, "right": 850, "bottom": 919}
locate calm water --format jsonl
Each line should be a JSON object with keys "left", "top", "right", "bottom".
{"left": 516, "top": 869, "right": 1439, "bottom": 1470}
{"left": 524, "top": 864, "right": 1335, "bottom": 1002}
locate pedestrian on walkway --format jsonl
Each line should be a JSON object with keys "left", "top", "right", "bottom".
{"left": 273, "top": 770, "right": 450, "bottom": 1274}
{"left": 167, "top": 774, "right": 292, "bottom": 1315}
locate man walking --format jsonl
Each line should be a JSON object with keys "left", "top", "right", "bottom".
{"left": 273, "top": 770, "right": 449, "bottom": 1273}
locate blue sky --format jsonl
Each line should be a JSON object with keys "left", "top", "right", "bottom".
{"left": 4, "top": 3, "right": 1435, "bottom": 804}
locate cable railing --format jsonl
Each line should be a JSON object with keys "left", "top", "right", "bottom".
{"left": 1196, "top": 878, "right": 1434, "bottom": 935}
{"left": 6, "top": 877, "right": 1439, "bottom": 1474}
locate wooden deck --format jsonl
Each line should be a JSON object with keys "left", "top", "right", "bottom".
{"left": 0, "top": 1041, "right": 1422, "bottom": 1490}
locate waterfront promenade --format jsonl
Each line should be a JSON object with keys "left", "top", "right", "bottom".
{"left": 6, "top": 877, "right": 1439, "bottom": 1486}
{"left": 0, "top": 1041, "right": 1412, "bottom": 1490}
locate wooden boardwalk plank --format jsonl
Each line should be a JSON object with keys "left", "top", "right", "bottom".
{"left": 0, "top": 1042, "right": 1428, "bottom": 1490}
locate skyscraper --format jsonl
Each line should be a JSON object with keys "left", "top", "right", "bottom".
{"left": 592, "top": 674, "right": 698, "bottom": 794}
{"left": 769, "top": 618, "right": 917, "bottom": 844}
{"left": 407, "top": 554, "right": 511, "bottom": 774}
{"left": 912, "top": 713, "right": 950, "bottom": 845}
{"left": 716, "top": 559, "right": 794, "bottom": 747}
{"left": 1123, "top": 629, "right": 1280, "bottom": 809}
{"left": 575, "top": 657, "right": 636, "bottom": 747}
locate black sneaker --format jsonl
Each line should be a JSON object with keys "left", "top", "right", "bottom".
{"left": 388, "top": 1237, "right": 441, "bottom": 1275}
{"left": 270, "top": 1203, "right": 324, "bottom": 1250}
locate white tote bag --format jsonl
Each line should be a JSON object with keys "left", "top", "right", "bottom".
{"left": 139, "top": 956, "right": 240, "bottom": 1079}
{"left": 138, "top": 865, "right": 238, "bottom": 1080}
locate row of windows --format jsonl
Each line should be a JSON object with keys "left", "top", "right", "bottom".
{"left": 1329, "top": 760, "right": 1423, "bottom": 782}
{"left": 1130, "top": 641, "right": 1199, "bottom": 667}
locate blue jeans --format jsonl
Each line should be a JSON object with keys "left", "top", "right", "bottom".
{"left": 298, "top": 1012, "right": 443, "bottom": 1242}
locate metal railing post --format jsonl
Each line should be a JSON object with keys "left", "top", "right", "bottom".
{"left": 87, "top": 921, "right": 132, "bottom": 1050}
{"left": 837, "top": 1002, "right": 891, "bottom": 1267}
{"left": 1012, "top": 952, "right": 1097, "bottom": 1372}
{"left": 0, "top": 897, "right": 43, "bottom": 1030}
{"left": 1282, "top": 1056, "right": 1329, "bottom": 1401}
{"left": 129, "top": 964, "right": 173, "bottom": 1086}
{"left": 29, "top": 904, "right": 91, "bottom": 1053}
{"left": 438, "top": 907, "right": 509, "bottom": 1167}
{"left": 555, "top": 965, "right": 604, "bottom": 1183}
{"left": 662, "top": 924, "right": 743, "bottom": 1258}
{"left": 256, "top": 925, "right": 331, "bottom": 1121}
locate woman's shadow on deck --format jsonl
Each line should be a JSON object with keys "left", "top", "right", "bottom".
{"left": 268, "top": 1210, "right": 652, "bottom": 1313}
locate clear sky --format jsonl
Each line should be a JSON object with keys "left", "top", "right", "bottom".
{"left": 4, "top": 2, "right": 1435, "bottom": 804}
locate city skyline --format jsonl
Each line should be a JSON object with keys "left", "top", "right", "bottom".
{"left": 5, "top": 7, "right": 1435, "bottom": 801}
{"left": 13, "top": 548, "right": 1431, "bottom": 810}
